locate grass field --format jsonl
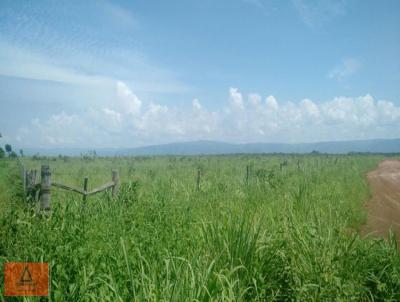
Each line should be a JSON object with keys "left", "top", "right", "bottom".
{"left": 1, "top": 155, "right": 400, "bottom": 301}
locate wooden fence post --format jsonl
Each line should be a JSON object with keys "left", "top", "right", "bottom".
{"left": 21, "top": 167, "right": 26, "bottom": 197}
{"left": 39, "top": 164, "right": 51, "bottom": 214}
{"left": 112, "top": 170, "right": 120, "bottom": 198}
{"left": 17, "top": 159, "right": 26, "bottom": 198}
{"left": 26, "top": 170, "right": 32, "bottom": 200}
{"left": 83, "top": 177, "right": 88, "bottom": 202}
{"left": 21, "top": 169, "right": 27, "bottom": 198}
{"left": 25, "top": 170, "right": 29, "bottom": 194}
{"left": 196, "top": 168, "right": 201, "bottom": 191}
{"left": 31, "top": 170, "right": 37, "bottom": 188}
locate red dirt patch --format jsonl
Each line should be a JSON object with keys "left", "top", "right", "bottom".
{"left": 361, "top": 159, "right": 400, "bottom": 244}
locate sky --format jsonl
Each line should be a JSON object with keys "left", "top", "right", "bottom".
{"left": 0, "top": 0, "right": 399, "bottom": 148}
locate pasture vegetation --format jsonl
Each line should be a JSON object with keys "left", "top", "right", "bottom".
{"left": 0, "top": 155, "right": 399, "bottom": 301}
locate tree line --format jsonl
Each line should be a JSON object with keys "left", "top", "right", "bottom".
{"left": 0, "top": 144, "right": 19, "bottom": 159}
{"left": 0, "top": 132, "right": 20, "bottom": 159}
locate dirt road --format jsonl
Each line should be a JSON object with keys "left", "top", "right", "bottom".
{"left": 361, "top": 159, "right": 400, "bottom": 243}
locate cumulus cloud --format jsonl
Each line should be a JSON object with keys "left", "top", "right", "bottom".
{"left": 301, "top": 98, "right": 320, "bottom": 118}
{"left": 248, "top": 93, "right": 262, "bottom": 106}
{"left": 229, "top": 87, "right": 244, "bottom": 110}
{"left": 101, "top": 108, "right": 122, "bottom": 124}
{"left": 22, "top": 112, "right": 90, "bottom": 146}
{"left": 15, "top": 83, "right": 400, "bottom": 147}
{"left": 192, "top": 99, "right": 202, "bottom": 110}
{"left": 116, "top": 81, "right": 142, "bottom": 115}
{"left": 266, "top": 95, "right": 278, "bottom": 110}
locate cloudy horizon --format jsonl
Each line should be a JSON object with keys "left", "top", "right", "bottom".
{"left": 1, "top": 0, "right": 399, "bottom": 148}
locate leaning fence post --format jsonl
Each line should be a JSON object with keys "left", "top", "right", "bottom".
{"left": 39, "top": 164, "right": 51, "bottom": 214}
{"left": 196, "top": 168, "right": 201, "bottom": 191}
{"left": 83, "top": 177, "right": 88, "bottom": 202}
{"left": 112, "top": 170, "right": 120, "bottom": 198}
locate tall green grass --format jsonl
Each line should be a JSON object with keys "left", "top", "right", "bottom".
{"left": 0, "top": 155, "right": 399, "bottom": 301}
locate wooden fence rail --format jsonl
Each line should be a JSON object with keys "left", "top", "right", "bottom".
{"left": 20, "top": 164, "right": 120, "bottom": 215}
{"left": 52, "top": 181, "right": 85, "bottom": 195}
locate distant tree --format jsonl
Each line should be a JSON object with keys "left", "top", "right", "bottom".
{"left": 0, "top": 147, "right": 5, "bottom": 158}
{"left": 5, "top": 144, "right": 12, "bottom": 154}
{"left": 19, "top": 149, "right": 24, "bottom": 157}
{"left": 9, "top": 151, "right": 18, "bottom": 158}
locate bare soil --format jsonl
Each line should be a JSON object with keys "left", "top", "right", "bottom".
{"left": 361, "top": 159, "right": 400, "bottom": 244}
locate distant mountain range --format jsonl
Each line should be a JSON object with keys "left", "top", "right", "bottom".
{"left": 22, "top": 138, "right": 400, "bottom": 156}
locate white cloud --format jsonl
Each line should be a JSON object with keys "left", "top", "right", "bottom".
{"left": 25, "top": 112, "right": 90, "bottom": 146}
{"left": 14, "top": 84, "right": 400, "bottom": 147}
{"left": 116, "top": 81, "right": 142, "bottom": 115}
{"left": 0, "top": 39, "right": 190, "bottom": 95}
{"left": 0, "top": 42, "right": 113, "bottom": 86}
{"left": 266, "top": 95, "right": 278, "bottom": 110}
{"left": 248, "top": 93, "right": 262, "bottom": 106}
{"left": 192, "top": 98, "right": 202, "bottom": 110}
{"left": 229, "top": 87, "right": 244, "bottom": 110}
{"left": 301, "top": 98, "right": 320, "bottom": 118}
{"left": 99, "top": 108, "right": 123, "bottom": 131}
{"left": 328, "top": 58, "right": 361, "bottom": 82}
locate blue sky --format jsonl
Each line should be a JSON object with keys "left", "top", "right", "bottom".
{"left": 0, "top": 0, "right": 399, "bottom": 148}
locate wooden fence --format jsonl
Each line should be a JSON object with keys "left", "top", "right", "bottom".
{"left": 14, "top": 158, "right": 301, "bottom": 215}
{"left": 19, "top": 163, "right": 119, "bottom": 215}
